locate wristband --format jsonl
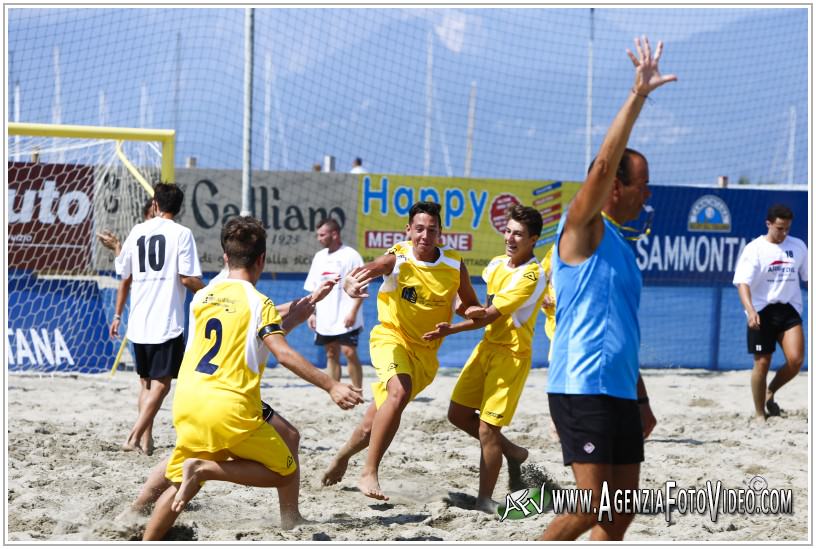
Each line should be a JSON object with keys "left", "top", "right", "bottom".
{"left": 113, "top": 314, "right": 122, "bottom": 321}
{"left": 637, "top": 396, "right": 649, "bottom": 404}
{"left": 631, "top": 88, "right": 649, "bottom": 99}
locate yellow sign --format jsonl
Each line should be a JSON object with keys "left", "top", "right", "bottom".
{"left": 356, "top": 175, "right": 581, "bottom": 270}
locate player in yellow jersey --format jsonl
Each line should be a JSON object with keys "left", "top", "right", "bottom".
{"left": 321, "top": 201, "right": 486, "bottom": 501}
{"left": 422, "top": 205, "right": 546, "bottom": 513}
{"left": 142, "top": 217, "right": 363, "bottom": 540}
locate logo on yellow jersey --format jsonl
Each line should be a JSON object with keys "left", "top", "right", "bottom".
{"left": 401, "top": 286, "right": 418, "bottom": 304}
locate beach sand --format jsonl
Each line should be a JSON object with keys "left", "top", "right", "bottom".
{"left": 6, "top": 366, "right": 809, "bottom": 542}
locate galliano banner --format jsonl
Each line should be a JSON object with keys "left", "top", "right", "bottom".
{"left": 169, "top": 170, "right": 359, "bottom": 273}
{"left": 634, "top": 187, "right": 808, "bottom": 284}
{"left": 355, "top": 174, "right": 581, "bottom": 269}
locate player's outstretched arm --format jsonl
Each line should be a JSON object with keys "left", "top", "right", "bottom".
{"left": 422, "top": 305, "right": 502, "bottom": 341}
{"left": 562, "top": 36, "right": 677, "bottom": 264}
{"left": 455, "top": 261, "right": 486, "bottom": 319}
{"left": 277, "top": 276, "right": 340, "bottom": 332}
{"left": 263, "top": 333, "right": 363, "bottom": 410}
{"left": 343, "top": 254, "right": 397, "bottom": 298}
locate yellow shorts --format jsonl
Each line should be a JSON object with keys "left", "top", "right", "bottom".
{"left": 369, "top": 324, "right": 440, "bottom": 409}
{"left": 165, "top": 421, "right": 296, "bottom": 483}
{"left": 450, "top": 340, "right": 531, "bottom": 427}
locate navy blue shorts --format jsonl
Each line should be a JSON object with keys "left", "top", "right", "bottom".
{"left": 548, "top": 393, "right": 644, "bottom": 466}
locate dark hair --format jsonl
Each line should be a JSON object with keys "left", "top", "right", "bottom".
{"left": 142, "top": 198, "right": 154, "bottom": 219}
{"left": 408, "top": 201, "right": 442, "bottom": 227}
{"left": 221, "top": 216, "right": 267, "bottom": 268}
{"left": 152, "top": 183, "right": 184, "bottom": 215}
{"left": 506, "top": 205, "right": 543, "bottom": 237}
{"left": 587, "top": 148, "right": 647, "bottom": 186}
{"left": 353, "top": 157, "right": 363, "bottom": 166}
{"left": 766, "top": 204, "right": 794, "bottom": 223}
{"left": 317, "top": 218, "right": 341, "bottom": 233}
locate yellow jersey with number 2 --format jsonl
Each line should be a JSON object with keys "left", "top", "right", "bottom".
{"left": 172, "top": 278, "right": 284, "bottom": 452}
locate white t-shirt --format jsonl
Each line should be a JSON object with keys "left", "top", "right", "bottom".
{"left": 733, "top": 235, "right": 808, "bottom": 315}
{"left": 304, "top": 244, "right": 364, "bottom": 336}
{"left": 115, "top": 217, "right": 202, "bottom": 344}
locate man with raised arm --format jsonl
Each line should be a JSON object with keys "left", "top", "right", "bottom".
{"left": 321, "top": 201, "right": 485, "bottom": 501}
{"left": 540, "top": 36, "right": 676, "bottom": 541}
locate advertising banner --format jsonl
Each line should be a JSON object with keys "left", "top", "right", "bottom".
{"left": 635, "top": 187, "right": 808, "bottom": 284}
{"left": 355, "top": 174, "right": 581, "bottom": 269}
{"left": 172, "top": 170, "right": 359, "bottom": 272}
{"left": 8, "top": 162, "right": 95, "bottom": 272}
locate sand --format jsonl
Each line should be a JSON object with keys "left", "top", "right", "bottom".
{"left": 6, "top": 366, "right": 809, "bottom": 542}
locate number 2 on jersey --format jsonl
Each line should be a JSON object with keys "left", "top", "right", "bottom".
{"left": 195, "top": 318, "right": 222, "bottom": 374}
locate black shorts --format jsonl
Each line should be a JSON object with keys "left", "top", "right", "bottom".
{"left": 747, "top": 303, "right": 802, "bottom": 355}
{"left": 315, "top": 327, "right": 362, "bottom": 347}
{"left": 133, "top": 334, "right": 184, "bottom": 379}
{"left": 261, "top": 401, "right": 275, "bottom": 423}
{"left": 548, "top": 393, "right": 644, "bottom": 466}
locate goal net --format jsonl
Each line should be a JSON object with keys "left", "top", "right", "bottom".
{"left": 7, "top": 123, "right": 174, "bottom": 373}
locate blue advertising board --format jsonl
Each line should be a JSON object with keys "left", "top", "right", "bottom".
{"left": 633, "top": 187, "right": 808, "bottom": 285}
{"left": 7, "top": 271, "right": 118, "bottom": 373}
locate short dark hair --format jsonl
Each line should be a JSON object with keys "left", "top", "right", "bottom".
{"left": 153, "top": 183, "right": 184, "bottom": 215}
{"left": 317, "top": 218, "right": 341, "bottom": 233}
{"left": 766, "top": 204, "right": 794, "bottom": 223}
{"left": 353, "top": 157, "right": 363, "bottom": 166}
{"left": 506, "top": 205, "right": 543, "bottom": 237}
{"left": 408, "top": 201, "right": 442, "bottom": 227}
{"left": 221, "top": 216, "right": 267, "bottom": 269}
{"left": 142, "top": 198, "right": 154, "bottom": 219}
{"left": 587, "top": 148, "right": 647, "bottom": 186}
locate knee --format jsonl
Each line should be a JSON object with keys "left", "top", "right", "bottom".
{"left": 341, "top": 346, "right": 357, "bottom": 360}
{"left": 478, "top": 421, "right": 500, "bottom": 444}
{"left": 788, "top": 355, "right": 805, "bottom": 370}
{"left": 325, "top": 345, "right": 339, "bottom": 361}
{"left": 386, "top": 383, "right": 411, "bottom": 409}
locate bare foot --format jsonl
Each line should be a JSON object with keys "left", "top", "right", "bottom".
{"left": 506, "top": 447, "right": 529, "bottom": 492}
{"left": 358, "top": 471, "right": 388, "bottom": 501}
{"left": 753, "top": 413, "right": 768, "bottom": 424}
{"left": 321, "top": 456, "right": 349, "bottom": 487}
{"left": 171, "top": 459, "right": 204, "bottom": 513}
{"left": 140, "top": 435, "right": 155, "bottom": 456}
{"left": 122, "top": 440, "right": 144, "bottom": 454}
{"left": 281, "top": 513, "right": 317, "bottom": 530}
{"left": 475, "top": 497, "right": 499, "bottom": 514}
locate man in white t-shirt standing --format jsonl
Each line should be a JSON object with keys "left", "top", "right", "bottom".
{"left": 733, "top": 204, "right": 808, "bottom": 422}
{"left": 111, "top": 183, "right": 204, "bottom": 454}
{"left": 304, "top": 218, "right": 365, "bottom": 389}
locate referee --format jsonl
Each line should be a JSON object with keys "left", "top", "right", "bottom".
{"left": 733, "top": 204, "right": 808, "bottom": 422}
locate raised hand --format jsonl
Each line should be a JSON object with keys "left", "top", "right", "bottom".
{"left": 343, "top": 267, "right": 371, "bottom": 298}
{"left": 311, "top": 275, "right": 340, "bottom": 303}
{"left": 627, "top": 36, "right": 677, "bottom": 96}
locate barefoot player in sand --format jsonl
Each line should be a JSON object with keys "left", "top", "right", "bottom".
{"left": 422, "top": 204, "right": 547, "bottom": 513}
{"left": 321, "top": 201, "right": 485, "bottom": 501}
{"left": 141, "top": 216, "right": 363, "bottom": 540}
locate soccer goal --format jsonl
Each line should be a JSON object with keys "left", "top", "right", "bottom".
{"left": 7, "top": 122, "right": 175, "bottom": 373}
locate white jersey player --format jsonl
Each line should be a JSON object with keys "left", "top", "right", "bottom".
{"left": 111, "top": 183, "right": 204, "bottom": 454}
{"left": 733, "top": 203, "right": 808, "bottom": 422}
